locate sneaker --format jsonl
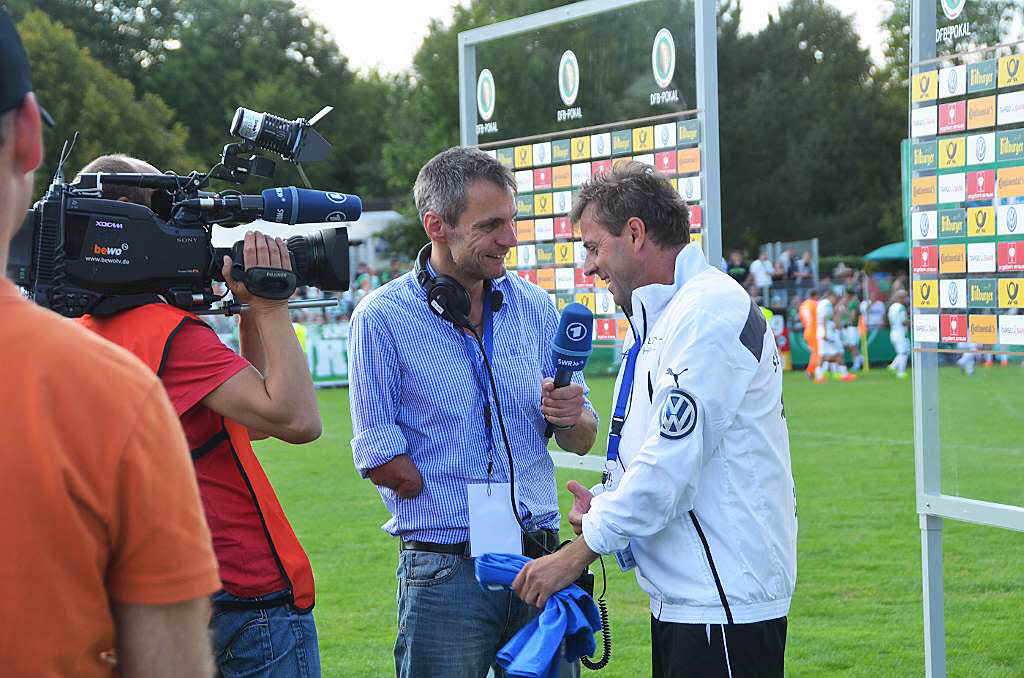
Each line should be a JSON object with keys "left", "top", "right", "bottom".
{"left": 839, "top": 373, "right": 858, "bottom": 382}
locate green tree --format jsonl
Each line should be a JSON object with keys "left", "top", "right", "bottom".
{"left": 717, "top": 0, "right": 904, "bottom": 254}
{"left": 139, "top": 0, "right": 389, "bottom": 197}
{"left": 17, "top": 10, "right": 196, "bottom": 193}
{"left": 5, "top": 0, "right": 182, "bottom": 88}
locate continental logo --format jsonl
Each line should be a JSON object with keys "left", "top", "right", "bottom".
{"left": 939, "top": 209, "right": 965, "bottom": 237}
{"left": 968, "top": 60, "right": 997, "bottom": 93}
{"left": 939, "top": 136, "right": 965, "bottom": 168}
{"left": 969, "top": 315, "right": 998, "bottom": 344}
{"left": 552, "top": 165, "right": 571, "bottom": 189}
{"left": 913, "top": 141, "right": 937, "bottom": 170}
{"left": 912, "top": 72, "right": 938, "bottom": 102}
{"left": 968, "top": 207, "right": 995, "bottom": 236}
{"left": 516, "top": 220, "right": 535, "bottom": 242}
{"left": 998, "top": 166, "right": 1024, "bottom": 198}
{"left": 998, "top": 130, "right": 1024, "bottom": 162}
{"left": 967, "top": 96, "right": 996, "bottom": 129}
{"left": 677, "top": 148, "right": 701, "bottom": 174}
{"left": 939, "top": 244, "right": 966, "bottom": 273}
{"left": 912, "top": 177, "right": 936, "bottom": 206}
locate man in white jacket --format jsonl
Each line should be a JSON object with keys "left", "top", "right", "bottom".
{"left": 514, "top": 162, "right": 797, "bottom": 677}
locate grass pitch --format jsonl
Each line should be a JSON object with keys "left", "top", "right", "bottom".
{"left": 256, "top": 367, "right": 1024, "bottom": 677}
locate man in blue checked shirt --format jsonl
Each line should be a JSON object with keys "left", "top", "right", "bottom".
{"left": 348, "top": 146, "right": 598, "bottom": 678}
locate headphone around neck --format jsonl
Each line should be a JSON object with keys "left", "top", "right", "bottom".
{"left": 414, "top": 243, "right": 503, "bottom": 330}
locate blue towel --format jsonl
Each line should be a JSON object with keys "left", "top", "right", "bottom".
{"left": 475, "top": 553, "right": 602, "bottom": 678}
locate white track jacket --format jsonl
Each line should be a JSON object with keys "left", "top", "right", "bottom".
{"left": 582, "top": 243, "right": 797, "bottom": 624}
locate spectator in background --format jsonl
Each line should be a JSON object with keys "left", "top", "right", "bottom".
{"left": 351, "top": 274, "right": 374, "bottom": 309}
{"left": 353, "top": 261, "right": 380, "bottom": 290}
{"left": 840, "top": 291, "right": 864, "bottom": 371}
{"left": 726, "top": 249, "right": 749, "bottom": 285}
{"left": 379, "top": 257, "right": 405, "bottom": 285}
{"left": 887, "top": 290, "right": 910, "bottom": 379}
{"left": 749, "top": 249, "right": 774, "bottom": 299}
{"left": 864, "top": 293, "right": 887, "bottom": 330}
{"left": 776, "top": 247, "right": 795, "bottom": 280}
{"left": 793, "top": 250, "right": 813, "bottom": 290}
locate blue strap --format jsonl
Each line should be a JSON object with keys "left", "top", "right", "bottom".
{"left": 607, "top": 331, "right": 641, "bottom": 464}
{"left": 462, "top": 293, "right": 496, "bottom": 444}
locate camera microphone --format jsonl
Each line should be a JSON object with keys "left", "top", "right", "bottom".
{"left": 545, "top": 302, "right": 594, "bottom": 438}
{"left": 179, "top": 187, "right": 362, "bottom": 225}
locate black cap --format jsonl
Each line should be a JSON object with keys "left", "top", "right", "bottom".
{"left": 1, "top": 9, "right": 54, "bottom": 127}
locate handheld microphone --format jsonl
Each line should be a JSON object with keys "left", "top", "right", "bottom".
{"left": 178, "top": 187, "right": 362, "bottom": 225}
{"left": 545, "top": 302, "right": 594, "bottom": 438}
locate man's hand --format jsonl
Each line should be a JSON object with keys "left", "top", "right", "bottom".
{"left": 512, "top": 538, "right": 598, "bottom": 608}
{"left": 541, "top": 378, "right": 585, "bottom": 429}
{"left": 367, "top": 454, "right": 423, "bottom": 499}
{"left": 566, "top": 480, "right": 593, "bottom": 536}
{"left": 221, "top": 231, "right": 291, "bottom": 312}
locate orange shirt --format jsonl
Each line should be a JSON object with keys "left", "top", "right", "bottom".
{"left": 798, "top": 299, "right": 817, "bottom": 339}
{"left": 0, "top": 279, "right": 220, "bottom": 677}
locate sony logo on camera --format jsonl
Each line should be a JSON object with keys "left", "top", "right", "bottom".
{"left": 95, "top": 220, "right": 124, "bottom": 230}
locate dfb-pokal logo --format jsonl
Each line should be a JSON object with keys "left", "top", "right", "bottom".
{"left": 660, "top": 389, "right": 697, "bottom": 440}
{"left": 558, "top": 51, "right": 580, "bottom": 107}
{"left": 477, "top": 69, "right": 496, "bottom": 122}
{"left": 941, "top": 0, "right": 966, "bottom": 20}
{"left": 652, "top": 28, "right": 676, "bottom": 90}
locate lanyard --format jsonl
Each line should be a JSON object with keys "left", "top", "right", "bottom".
{"left": 607, "top": 329, "right": 641, "bottom": 467}
{"left": 461, "top": 294, "right": 496, "bottom": 469}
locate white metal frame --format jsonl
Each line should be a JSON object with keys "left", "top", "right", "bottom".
{"left": 910, "top": 2, "right": 1024, "bottom": 676}
{"left": 457, "top": 0, "right": 723, "bottom": 266}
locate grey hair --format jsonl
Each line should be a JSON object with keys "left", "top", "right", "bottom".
{"left": 413, "top": 146, "right": 516, "bottom": 227}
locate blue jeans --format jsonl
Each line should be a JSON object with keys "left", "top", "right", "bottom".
{"left": 394, "top": 550, "right": 579, "bottom": 678}
{"left": 211, "top": 589, "right": 320, "bottom": 678}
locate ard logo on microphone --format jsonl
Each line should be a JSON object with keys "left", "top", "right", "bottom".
{"left": 566, "top": 322, "right": 588, "bottom": 342}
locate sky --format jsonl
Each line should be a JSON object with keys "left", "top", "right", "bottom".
{"left": 296, "top": 0, "right": 892, "bottom": 75}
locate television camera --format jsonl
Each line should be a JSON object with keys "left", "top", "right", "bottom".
{"left": 7, "top": 106, "right": 360, "bottom": 317}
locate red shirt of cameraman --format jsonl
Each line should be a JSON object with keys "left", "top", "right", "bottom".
{"left": 161, "top": 322, "right": 288, "bottom": 597}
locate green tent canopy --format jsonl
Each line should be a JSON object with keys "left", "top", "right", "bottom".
{"left": 864, "top": 242, "right": 909, "bottom": 260}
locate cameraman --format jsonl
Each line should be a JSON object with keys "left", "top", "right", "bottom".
{"left": 1, "top": 12, "right": 219, "bottom": 677}
{"left": 76, "top": 154, "right": 323, "bottom": 677}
